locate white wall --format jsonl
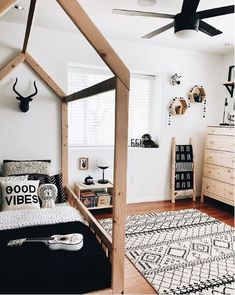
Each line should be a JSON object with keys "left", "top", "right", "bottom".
{"left": 0, "top": 21, "right": 227, "bottom": 203}
{"left": 0, "top": 22, "right": 61, "bottom": 175}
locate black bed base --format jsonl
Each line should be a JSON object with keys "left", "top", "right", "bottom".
{"left": 0, "top": 221, "right": 111, "bottom": 294}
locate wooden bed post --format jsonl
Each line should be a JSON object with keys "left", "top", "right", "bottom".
{"left": 61, "top": 101, "right": 68, "bottom": 186}
{"left": 112, "top": 78, "right": 129, "bottom": 294}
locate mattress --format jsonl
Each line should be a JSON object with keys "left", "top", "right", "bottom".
{"left": 0, "top": 205, "right": 111, "bottom": 294}
{"left": 0, "top": 203, "right": 84, "bottom": 230}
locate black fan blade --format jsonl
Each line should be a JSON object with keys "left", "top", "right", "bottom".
{"left": 181, "top": 0, "right": 200, "bottom": 14}
{"left": 199, "top": 20, "right": 222, "bottom": 36}
{"left": 198, "top": 5, "right": 234, "bottom": 19}
{"left": 112, "top": 9, "right": 174, "bottom": 19}
{"left": 142, "top": 22, "right": 174, "bottom": 39}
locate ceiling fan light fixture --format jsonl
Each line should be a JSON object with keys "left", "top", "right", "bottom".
{"left": 174, "top": 29, "right": 198, "bottom": 39}
{"left": 174, "top": 13, "right": 199, "bottom": 38}
{"left": 136, "top": 0, "right": 157, "bottom": 7}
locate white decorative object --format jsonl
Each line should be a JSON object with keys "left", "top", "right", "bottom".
{"left": 38, "top": 183, "right": 57, "bottom": 208}
{"left": 170, "top": 73, "right": 181, "bottom": 86}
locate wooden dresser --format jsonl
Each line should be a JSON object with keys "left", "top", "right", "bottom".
{"left": 201, "top": 126, "right": 235, "bottom": 206}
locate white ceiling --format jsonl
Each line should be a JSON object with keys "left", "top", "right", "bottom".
{"left": 2, "top": 0, "right": 235, "bottom": 55}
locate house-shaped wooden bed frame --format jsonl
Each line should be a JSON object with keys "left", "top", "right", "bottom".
{"left": 0, "top": 0, "right": 129, "bottom": 294}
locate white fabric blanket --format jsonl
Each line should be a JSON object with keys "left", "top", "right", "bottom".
{"left": 0, "top": 203, "right": 84, "bottom": 230}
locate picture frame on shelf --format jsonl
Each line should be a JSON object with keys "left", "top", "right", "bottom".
{"left": 79, "top": 157, "right": 89, "bottom": 170}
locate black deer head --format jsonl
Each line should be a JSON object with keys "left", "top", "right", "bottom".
{"left": 13, "top": 78, "right": 38, "bottom": 112}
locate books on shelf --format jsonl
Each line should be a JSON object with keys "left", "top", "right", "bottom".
{"left": 80, "top": 191, "right": 97, "bottom": 208}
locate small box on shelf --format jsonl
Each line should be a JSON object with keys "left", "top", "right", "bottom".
{"left": 96, "top": 192, "right": 111, "bottom": 207}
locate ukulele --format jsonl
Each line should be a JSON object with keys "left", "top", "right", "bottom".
{"left": 7, "top": 233, "right": 83, "bottom": 251}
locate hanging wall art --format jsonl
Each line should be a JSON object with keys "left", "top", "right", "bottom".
{"left": 188, "top": 85, "right": 206, "bottom": 118}
{"left": 168, "top": 97, "right": 188, "bottom": 125}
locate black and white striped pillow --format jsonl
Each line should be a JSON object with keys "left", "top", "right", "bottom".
{"left": 28, "top": 173, "right": 67, "bottom": 203}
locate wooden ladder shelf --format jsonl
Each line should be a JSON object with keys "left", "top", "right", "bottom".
{"left": 171, "top": 137, "right": 196, "bottom": 203}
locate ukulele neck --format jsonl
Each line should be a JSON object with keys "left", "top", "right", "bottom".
{"left": 26, "top": 238, "right": 52, "bottom": 243}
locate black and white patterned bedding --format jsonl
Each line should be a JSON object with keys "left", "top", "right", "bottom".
{"left": 0, "top": 204, "right": 111, "bottom": 294}
{"left": 0, "top": 203, "right": 84, "bottom": 230}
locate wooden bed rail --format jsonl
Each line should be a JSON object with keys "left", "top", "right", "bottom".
{"left": 57, "top": 0, "right": 130, "bottom": 90}
{"left": 65, "top": 77, "right": 116, "bottom": 103}
{"left": 0, "top": 0, "right": 16, "bottom": 17}
{"left": 65, "top": 185, "right": 112, "bottom": 256}
{"left": 0, "top": 53, "right": 25, "bottom": 81}
{"left": 22, "top": 0, "right": 37, "bottom": 53}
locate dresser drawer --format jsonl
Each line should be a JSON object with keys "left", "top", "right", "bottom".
{"left": 204, "top": 149, "right": 235, "bottom": 168}
{"left": 207, "top": 126, "right": 234, "bottom": 136}
{"left": 203, "top": 163, "right": 234, "bottom": 185}
{"left": 205, "top": 134, "right": 234, "bottom": 152}
{"left": 202, "top": 177, "right": 234, "bottom": 201}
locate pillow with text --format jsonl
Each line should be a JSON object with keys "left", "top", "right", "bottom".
{"left": 0, "top": 180, "right": 40, "bottom": 211}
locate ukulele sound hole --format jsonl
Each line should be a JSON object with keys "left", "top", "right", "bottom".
{"left": 59, "top": 237, "right": 68, "bottom": 241}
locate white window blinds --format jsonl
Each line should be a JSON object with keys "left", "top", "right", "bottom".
{"left": 68, "top": 66, "right": 155, "bottom": 147}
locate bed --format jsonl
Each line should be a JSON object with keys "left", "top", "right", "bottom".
{"left": 0, "top": 196, "right": 112, "bottom": 294}
{"left": 0, "top": 1, "right": 129, "bottom": 294}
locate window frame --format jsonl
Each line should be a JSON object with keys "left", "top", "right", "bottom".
{"left": 67, "top": 63, "right": 163, "bottom": 148}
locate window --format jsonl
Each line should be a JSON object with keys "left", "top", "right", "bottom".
{"left": 68, "top": 65, "right": 157, "bottom": 147}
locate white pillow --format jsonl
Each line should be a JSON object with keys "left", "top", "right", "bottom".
{"left": 0, "top": 180, "right": 40, "bottom": 211}
{"left": 3, "top": 161, "right": 51, "bottom": 176}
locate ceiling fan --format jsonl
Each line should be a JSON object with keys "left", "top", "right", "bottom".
{"left": 112, "top": 0, "right": 234, "bottom": 39}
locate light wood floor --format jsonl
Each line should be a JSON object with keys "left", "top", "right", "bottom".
{"left": 94, "top": 197, "right": 234, "bottom": 294}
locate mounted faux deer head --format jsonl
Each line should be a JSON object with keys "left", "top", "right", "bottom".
{"left": 13, "top": 78, "right": 38, "bottom": 113}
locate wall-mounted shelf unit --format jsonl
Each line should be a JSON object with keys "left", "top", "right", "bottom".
{"left": 223, "top": 81, "right": 234, "bottom": 98}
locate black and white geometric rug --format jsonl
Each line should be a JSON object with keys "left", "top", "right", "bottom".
{"left": 99, "top": 209, "right": 234, "bottom": 294}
